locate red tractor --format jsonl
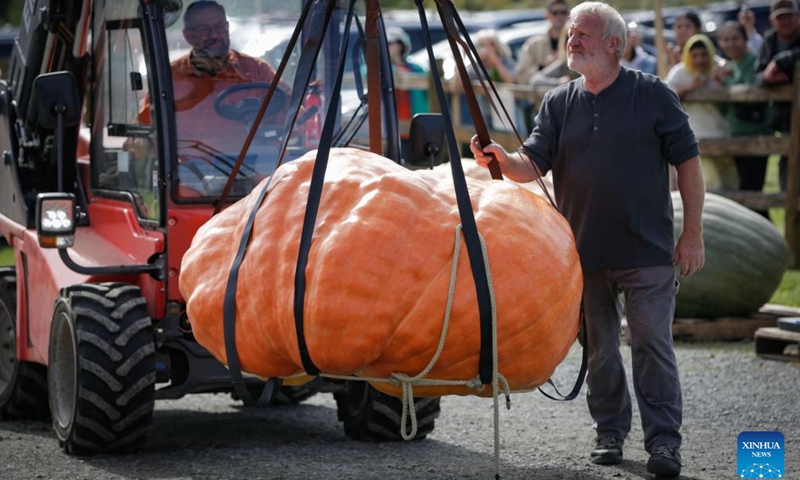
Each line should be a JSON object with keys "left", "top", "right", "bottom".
{"left": 0, "top": 0, "right": 449, "bottom": 453}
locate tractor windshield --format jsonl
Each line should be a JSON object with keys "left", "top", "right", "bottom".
{"left": 161, "top": 0, "right": 364, "bottom": 200}
{"left": 91, "top": 0, "right": 374, "bottom": 212}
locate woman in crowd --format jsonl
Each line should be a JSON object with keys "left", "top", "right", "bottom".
{"left": 666, "top": 34, "right": 727, "bottom": 137}
{"left": 621, "top": 24, "right": 657, "bottom": 74}
{"left": 715, "top": 21, "right": 773, "bottom": 217}
{"left": 467, "top": 29, "right": 516, "bottom": 83}
{"left": 666, "top": 34, "right": 731, "bottom": 190}
{"left": 455, "top": 29, "right": 518, "bottom": 143}
{"left": 667, "top": 11, "right": 702, "bottom": 70}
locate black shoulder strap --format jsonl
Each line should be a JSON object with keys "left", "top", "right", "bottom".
{"left": 430, "top": 0, "right": 586, "bottom": 394}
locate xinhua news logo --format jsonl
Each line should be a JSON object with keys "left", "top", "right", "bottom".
{"left": 737, "top": 431, "right": 784, "bottom": 478}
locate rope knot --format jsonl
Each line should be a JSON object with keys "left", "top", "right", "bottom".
{"left": 465, "top": 376, "right": 485, "bottom": 391}
{"left": 390, "top": 372, "right": 412, "bottom": 387}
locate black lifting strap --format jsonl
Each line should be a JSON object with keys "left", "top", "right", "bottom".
{"left": 539, "top": 302, "right": 588, "bottom": 401}
{"left": 436, "top": 1, "right": 503, "bottom": 181}
{"left": 414, "top": 0, "right": 495, "bottom": 385}
{"left": 437, "top": 0, "right": 556, "bottom": 210}
{"left": 429, "top": 0, "right": 589, "bottom": 394}
{"left": 220, "top": 0, "right": 330, "bottom": 405}
{"left": 292, "top": 0, "right": 358, "bottom": 376}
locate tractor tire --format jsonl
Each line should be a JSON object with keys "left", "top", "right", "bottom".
{"left": 0, "top": 268, "right": 49, "bottom": 420}
{"left": 334, "top": 381, "right": 440, "bottom": 441}
{"left": 48, "top": 283, "right": 155, "bottom": 454}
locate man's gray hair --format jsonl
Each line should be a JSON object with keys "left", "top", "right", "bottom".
{"left": 570, "top": 2, "right": 627, "bottom": 60}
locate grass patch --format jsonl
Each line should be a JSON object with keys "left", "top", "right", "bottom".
{"left": 764, "top": 154, "right": 785, "bottom": 235}
{"left": 0, "top": 245, "right": 12, "bottom": 266}
{"left": 761, "top": 155, "right": 800, "bottom": 307}
{"left": 770, "top": 269, "right": 800, "bottom": 307}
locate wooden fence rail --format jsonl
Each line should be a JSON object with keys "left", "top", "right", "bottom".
{"left": 392, "top": 64, "right": 800, "bottom": 266}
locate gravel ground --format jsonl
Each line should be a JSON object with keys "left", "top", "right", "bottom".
{"left": 0, "top": 340, "right": 798, "bottom": 480}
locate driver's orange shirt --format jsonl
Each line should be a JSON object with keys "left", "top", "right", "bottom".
{"left": 140, "top": 50, "right": 285, "bottom": 155}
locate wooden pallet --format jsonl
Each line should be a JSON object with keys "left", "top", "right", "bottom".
{"left": 670, "top": 314, "right": 778, "bottom": 342}
{"left": 621, "top": 304, "right": 800, "bottom": 344}
{"left": 755, "top": 327, "right": 800, "bottom": 362}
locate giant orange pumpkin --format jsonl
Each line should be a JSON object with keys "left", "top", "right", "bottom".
{"left": 180, "top": 148, "right": 582, "bottom": 397}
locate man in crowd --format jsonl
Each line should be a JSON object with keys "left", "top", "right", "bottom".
{"left": 516, "top": 0, "right": 571, "bottom": 84}
{"left": 755, "top": 0, "right": 800, "bottom": 192}
{"left": 470, "top": 2, "right": 705, "bottom": 477}
{"left": 514, "top": 0, "right": 571, "bottom": 130}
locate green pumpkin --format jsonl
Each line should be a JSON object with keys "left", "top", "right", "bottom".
{"left": 672, "top": 192, "right": 790, "bottom": 318}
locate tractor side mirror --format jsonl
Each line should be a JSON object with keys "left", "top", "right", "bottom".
{"left": 35, "top": 193, "right": 76, "bottom": 248}
{"left": 33, "top": 71, "right": 81, "bottom": 129}
{"left": 406, "top": 113, "right": 445, "bottom": 169}
{"left": 33, "top": 71, "right": 80, "bottom": 193}
{"left": 157, "top": 0, "right": 183, "bottom": 28}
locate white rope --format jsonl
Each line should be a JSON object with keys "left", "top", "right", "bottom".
{"left": 289, "top": 224, "right": 511, "bottom": 476}
{"left": 322, "top": 224, "right": 485, "bottom": 439}
{"left": 477, "top": 227, "right": 511, "bottom": 480}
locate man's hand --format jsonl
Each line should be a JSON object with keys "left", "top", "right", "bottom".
{"left": 674, "top": 230, "right": 705, "bottom": 277}
{"left": 468, "top": 134, "right": 542, "bottom": 183}
{"left": 469, "top": 135, "right": 508, "bottom": 169}
{"left": 763, "top": 60, "right": 790, "bottom": 84}
{"left": 674, "top": 156, "right": 705, "bottom": 277}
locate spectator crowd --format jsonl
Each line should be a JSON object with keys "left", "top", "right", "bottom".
{"left": 388, "top": 0, "right": 800, "bottom": 218}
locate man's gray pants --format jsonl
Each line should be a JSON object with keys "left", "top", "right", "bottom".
{"left": 581, "top": 265, "right": 682, "bottom": 452}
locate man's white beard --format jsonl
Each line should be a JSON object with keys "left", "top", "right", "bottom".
{"left": 568, "top": 52, "right": 610, "bottom": 77}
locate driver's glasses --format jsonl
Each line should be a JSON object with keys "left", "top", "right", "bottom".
{"left": 186, "top": 21, "right": 229, "bottom": 37}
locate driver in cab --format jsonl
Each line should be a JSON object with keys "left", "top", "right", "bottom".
{"left": 140, "top": 0, "right": 291, "bottom": 179}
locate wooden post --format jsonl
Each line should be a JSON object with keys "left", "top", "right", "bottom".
{"left": 654, "top": 0, "right": 668, "bottom": 79}
{"left": 784, "top": 63, "right": 800, "bottom": 267}
{"left": 427, "top": 58, "right": 444, "bottom": 114}
{"left": 364, "top": 0, "right": 382, "bottom": 155}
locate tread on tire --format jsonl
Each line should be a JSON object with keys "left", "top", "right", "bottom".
{"left": 49, "top": 282, "right": 155, "bottom": 454}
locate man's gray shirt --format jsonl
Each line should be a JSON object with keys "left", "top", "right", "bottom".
{"left": 520, "top": 67, "right": 700, "bottom": 271}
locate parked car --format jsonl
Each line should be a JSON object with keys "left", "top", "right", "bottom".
{"left": 701, "top": 0, "right": 773, "bottom": 36}
{"left": 465, "top": 8, "right": 548, "bottom": 29}
{"left": 382, "top": 8, "right": 546, "bottom": 56}
{"left": 625, "top": 0, "right": 773, "bottom": 56}
{"left": 407, "top": 21, "right": 551, "bottom": 80}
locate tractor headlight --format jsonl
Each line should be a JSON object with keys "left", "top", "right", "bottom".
{"left": 36, "top": 193, "right": 77, "bottom": 248}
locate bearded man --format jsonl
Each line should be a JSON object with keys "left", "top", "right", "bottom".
{"left": 470, "top": 2, "right": 705, "bottom": 477}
